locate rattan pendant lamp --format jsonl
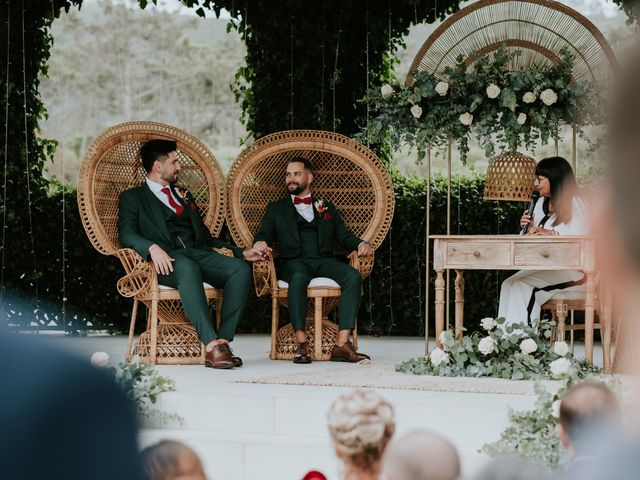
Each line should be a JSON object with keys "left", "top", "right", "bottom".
{"left": 405, "top": 0, "right": 616, "bottom": 349}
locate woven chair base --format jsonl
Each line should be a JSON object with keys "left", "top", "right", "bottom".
{"left": 273, "top": 318, "right": 339, "bottom": 361}
{"left": 133, "top": 322, "right": 205, "bottom": 365}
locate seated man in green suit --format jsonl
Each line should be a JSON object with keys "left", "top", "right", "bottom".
{"left": 252, "top": 157, "right": 374, "bottom": 364}
{"left": 118, "top": 139, "right": 265, "bottom": 369}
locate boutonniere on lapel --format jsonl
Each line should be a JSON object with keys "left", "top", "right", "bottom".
{"left": 175, "top": 186, "right": 197, "bottom": 210}
{"left": 314, "top": 199, "right": 332, "bottom": 220}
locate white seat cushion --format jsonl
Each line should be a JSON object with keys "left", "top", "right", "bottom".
{"left": 159, "top": 282, "right": 214, "bottom": 290}
{"left": 277, "top": 277, "right": 340, "bottom": 289}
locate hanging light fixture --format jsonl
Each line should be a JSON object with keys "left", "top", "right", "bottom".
{"left": 483, "top": 151, "right": 536, "bottom": 201}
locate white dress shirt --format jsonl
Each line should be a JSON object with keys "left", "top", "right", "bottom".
{"left": 532, "top": 196, "right": 590, "bottom": 235}
{"left": 146, "top": 178, "right": 181, "bottom": 213}
{"left": 292, "top": 194, "right": 314, "bottom": 222}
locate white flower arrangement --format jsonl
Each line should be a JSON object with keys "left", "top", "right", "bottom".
{"left": 397, "top": 317, "right": 601, "bottom": 381}
{"left": 480, "top": 317, "right": 497, "bottom": 331}
{"left": 360, "top": 47, "right": 603, "bottom": 162}
{"left": 540, "top": 88, "right": 558, "bottom": 106}
{"left": 519, "top": 338, "right": 538, "bottom": 355}
{"left": 459, "top": 112, "right": 473, "bottom": 126}
{"left": 435, "top": 81, "right": 449, "bottom": 96}
{"left": 486, "top": 83, "right": 501, "bottom": 99}
{"left": 381, "top": 84, "right": 394, "bottom": 97}
{"left": 410, "top": 104, "right": 423, "bottom": 119}
{"left": 429, "top": 347, "right": 450, "bottom": 366}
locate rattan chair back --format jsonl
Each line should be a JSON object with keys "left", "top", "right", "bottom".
{"left": 226, "top": 130, "right": 394, "bottom": 249}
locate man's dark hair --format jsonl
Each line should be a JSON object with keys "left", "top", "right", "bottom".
{"left": 288, "top": 156, "right": 314, "bottom": 174}
{"left": 140, "top": 140, "right": 177, "bottom": 173}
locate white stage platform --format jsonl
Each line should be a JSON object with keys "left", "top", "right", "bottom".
{"left": 41, "top": 334, "right": 605, "bottom": 480}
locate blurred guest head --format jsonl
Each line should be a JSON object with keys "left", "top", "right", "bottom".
{"left": 328, "top": 389, "right": 395, "bottom": 479}
{"left": 381, "top": 429, "right": 460, "bottom": 480}
{"left": 141, "top": 440, "right": 206, "bottom": 480}
{"left": 558, "top": 381, "right": 620, "bottom": 459}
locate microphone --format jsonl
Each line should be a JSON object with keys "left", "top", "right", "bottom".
{"left": 520, "top": 191, "right": 540, "bottom": 235}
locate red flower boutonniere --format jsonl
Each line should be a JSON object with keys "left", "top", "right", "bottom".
{"left": 314, "top": 199, "right": 332, "bottom": 219}
{"left": 175, "top": 186, "right": 197, "bottom": 211}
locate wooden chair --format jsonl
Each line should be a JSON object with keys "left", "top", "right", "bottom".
{"left": 542, "top": 286, "right": 612, "bottom": 371}
{"left": 225, "top": 130, "right": 394, "bottom": 360}
{"left": 77, "top": 121, "right": 227, "bottom": 364}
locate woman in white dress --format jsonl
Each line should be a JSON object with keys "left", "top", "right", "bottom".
{"left": 498, "top": 156, "right": 590, "bottom": 326}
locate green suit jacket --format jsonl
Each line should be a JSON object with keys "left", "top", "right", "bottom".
{"left": 253, "top": 196, "right": 362, "bottom": 259}
{"left": 118, "top": 183, "right": 242, "bottom": 259}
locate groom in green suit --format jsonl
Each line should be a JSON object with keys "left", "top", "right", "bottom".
{"left": 118, "top": 139, "right": 265, "bottom": 369}
{"left": 253, "top": 158, "right": 373, "bottom": 363}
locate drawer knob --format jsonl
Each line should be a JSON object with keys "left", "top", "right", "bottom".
{"left": 541, "top": 250, "right": 550, "bottom": 258}
{"left": 473, "top": 251, "right": 481, "bottom": 258}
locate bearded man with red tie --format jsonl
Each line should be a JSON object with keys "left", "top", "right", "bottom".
{"left": 118, "top": 140, "right": 265, "bottom": 369}
{"left": 252, "top": 158, "right": 373, "bottom": 364}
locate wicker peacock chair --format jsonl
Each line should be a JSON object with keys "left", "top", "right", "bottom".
{"left": 407, "top": 0, "right": 616, "bottom": 86}
{"left": 77, "top": 121, "right": 227, "bottom": 364}
{"left": 225, "top": 130, "right": 394, "bottom": 360}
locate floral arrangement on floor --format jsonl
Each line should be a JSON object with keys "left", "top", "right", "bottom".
{"left": 396, "top": 317, "right": 601, "bottom": 380}
{"left": 482, "top": 374, "right": 620, "bottom": 471}
{"left": 90, "top": 352, "right": 182, "bottom": 424}
{"left": 357, "top": 46, "right": 603, "bottom": 162}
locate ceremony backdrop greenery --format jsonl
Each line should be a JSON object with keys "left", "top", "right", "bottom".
{"left": 1, "top": 0, "right": 633, "bottom": 333}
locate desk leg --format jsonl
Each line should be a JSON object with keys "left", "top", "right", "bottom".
{"left": 435, "top": 269, "right": 445, "bottom": 347}
{"left": 603, "top": 286, "right": 612, "bottom": 373}
{"left": 585, "top": 272, "right": 596, "bottom": 364}
{"left": 454, "top": 270, "right": 465, "bottom": 341}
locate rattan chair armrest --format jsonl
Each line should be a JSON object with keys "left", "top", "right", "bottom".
{"left": 349, "top": 251, "right": 375, "bottom": 279}
{"left": 115, "top": 248, "right": 155, "bottom": 298}
{"left": 253, "top": 256, "right": 276, "bottom": 297}
{"left": 213, "top": 247, "right": 234, "bottom": 257}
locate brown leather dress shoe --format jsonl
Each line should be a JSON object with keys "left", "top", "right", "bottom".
{"left": 205, "top": 343, "right": 235, "bottom": 369}
{"left": 293, "top": 342, "right": 312, "bottom": 364}
{"left": 226, "top": 344, "right": 243, "bottom": 367}
{"left": 330, "top": 341, "right": 371, "bottom": 363}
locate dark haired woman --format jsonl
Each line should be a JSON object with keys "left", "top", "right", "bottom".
{"left": 498, "top": 156, "right": 590, "bottom": 326}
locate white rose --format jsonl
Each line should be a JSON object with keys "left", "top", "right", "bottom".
{"left": 435, "top": 81, "right": 449, "bottom": 96}
{"left": 381, "top": 84, "right": 394, "bottom": 97}
{"left": 517, "top": 113, "right": 527, "bottom": 125}
{"left": 551, "top": 400, "right": 561, "bottom": 419}
{"left": 496, "top": 111, "right": 503, "bottom": 121}
{"left": 90, "top": 351, "right": 110, "bottom": 368}
{"left": 519, "top": 338, "right": 538, "bottom": 355}
{"left": 486, "top": 83, "right": 501, "bottom": 99}
{"left": 429, "top": 347, "right": 450, "bottom": 366}
{"left": 540, "top": 88, "right": 558, "bottom": 106}
{"left": 480, "top": 317, "right": 497, "bottom": 331}
{"left": 478, "top": 336, "right": 496, "bottom": 355}
{"left": 553, "top": 341, "right": 569, "bottom": 357}
{"left": 459, "top": 112, "right": 473, "bottom": 126}
{"left": 522, "top": 91, "right": 536, "bottom": 103}
{"left": 410, "top": 104, "right": 423, "bottom": 119}
{"left": 549, "top": 357, "right": 572, "bottom": 378}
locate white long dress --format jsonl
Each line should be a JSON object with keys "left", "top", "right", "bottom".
{"left": 497, "top": 196, "right": 590, "bottom": 326}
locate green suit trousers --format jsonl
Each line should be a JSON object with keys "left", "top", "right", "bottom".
{"left": 157, "top": 248, "right": 251, "bottom": 344}
{"left": 280, "top": 258, "right": 361, "bottom": 331}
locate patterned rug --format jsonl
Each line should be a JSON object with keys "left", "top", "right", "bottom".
{"left": 236, "top": 363, "right": 562, "bottom": 395}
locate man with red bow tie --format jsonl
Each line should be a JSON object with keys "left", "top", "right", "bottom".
{"left": 253, "top": 158, "right": 373, "bottom": 364}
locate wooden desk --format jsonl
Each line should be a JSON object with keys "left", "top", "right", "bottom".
{"left": 431, "top": 235, "right": 609, "bottom": 367}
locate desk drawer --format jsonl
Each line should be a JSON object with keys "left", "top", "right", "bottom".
{"left": 514, "top": 242, "right": 581, "bottom": 267}
{"left": 446, "top": 242, "right": 510, "bottom": 267}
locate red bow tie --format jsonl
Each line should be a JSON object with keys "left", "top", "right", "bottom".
{"left": 294, "top": 196, "right": 312, "bottom": 205}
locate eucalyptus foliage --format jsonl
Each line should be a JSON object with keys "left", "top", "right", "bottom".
{"left": 359, "top": 47, "right": 604, "bottom": 162}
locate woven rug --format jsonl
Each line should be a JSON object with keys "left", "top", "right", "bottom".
{"left": 236, "top": 363, "right": 561, "bottom": 395}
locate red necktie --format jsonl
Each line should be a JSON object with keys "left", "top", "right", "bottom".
{"left": 161, "top": 187, "right": 184, "bottom": 216}
{"left": 294, "top": 196, "right": 312, "bottom": 205}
